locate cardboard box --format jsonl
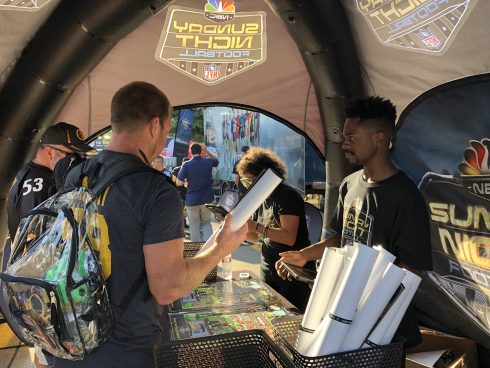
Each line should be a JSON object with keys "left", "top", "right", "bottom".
{"left": 405, "top": 329, "right": 477, "bottom": 368}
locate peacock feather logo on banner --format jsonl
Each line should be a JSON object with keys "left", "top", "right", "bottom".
{"left": 459, "top": 139, "right": 490, "bottom": 176}
{"left": 458, "top": 138, "right": 490, "bottom": 199}
{"left": 204, "top": 0, "right": 235, "bottom": 23}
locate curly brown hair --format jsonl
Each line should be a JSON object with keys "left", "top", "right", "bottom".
{"left": 236, "top": 147, "right": 287, "bottom": 180}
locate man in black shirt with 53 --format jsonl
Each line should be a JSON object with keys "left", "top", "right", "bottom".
{"left": 277, "top": 96, "right": 432, "bottom": 348}
{"left": 3, "top": 122, "right": 93, "bottom": 368}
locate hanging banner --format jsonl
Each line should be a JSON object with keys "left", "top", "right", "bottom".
{"left": 356, "top": 0, "right": 479, "bottom": 54}
{"left": 419, "top": 139, "right": 490, "bottom": 331}
{"left": 392, "top": 78, "right": 490, "bottom": 343}
{"left": 155, "top": 1, "right": 267, "bottom": 85}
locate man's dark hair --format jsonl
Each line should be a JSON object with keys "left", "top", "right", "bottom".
{"left": 111, "top": 81, "right": 171, "bottom": 133}
{"left": 190, "top": 143, "right": 202, "bottom": 155}
{"left": 345, "top": 96, "right": 397, "bottom": 136}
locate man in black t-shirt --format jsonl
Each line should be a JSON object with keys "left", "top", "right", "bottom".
{"left": 3, "top": 122, "right": 93, "bottom": 368}
{"left": 53, "top": 82, "right": 247, "bottom": 368}
{"left": 6, "top": 123, "right": 94, "bottom": 241}
{"left": 277, "top": 96, "right": 432, "bottom": 348}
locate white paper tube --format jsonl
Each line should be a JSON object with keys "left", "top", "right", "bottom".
{"left": 362, "top": 270, "right": 421, "bottom": 348}
{"left": 359, "top": 246, "right": 396, "bottom": 305}
{"left": 295, "top": 248, "right": 344, "bottom": 354}
{"left": 196, "top": 169, "right": 282, "bottom": 255}
{"left": 305, "top": 244, "right": 379, "bottom": 356}
{"left": 339, "top": 245, "right": 356, "bottom": 257}
{"left": 340, "top": 263, "right": 406, "bottom": 352}
{"left": 380, "top": 271, "right": 422, "bottom": 345}
{"left": 324, "top": 247, "right": 353, "bottom": 314}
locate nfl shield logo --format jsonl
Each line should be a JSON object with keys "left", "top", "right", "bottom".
{"left": 416, "top": 28, "right": 442, "bottom": 50}
{"left": 203, "top": 64, "right": 221, "bottom": 82}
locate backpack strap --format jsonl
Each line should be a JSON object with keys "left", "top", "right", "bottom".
{"left": 110, "top": 271, "right": 147, "bottom": 322}
{"left": 64, "top": 154, "right": 160, "bottom": 196}
{"left": 64, "top": 153, "right": 163, "bottom": 322}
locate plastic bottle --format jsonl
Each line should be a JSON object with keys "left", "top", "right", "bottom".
{"left": 221, "top": 254, "right": 232, "bottom": 280}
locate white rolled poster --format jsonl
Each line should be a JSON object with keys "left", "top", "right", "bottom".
{"left": 197, "top": 169, "right": 282, "bottom": 255}
{"left": 340, "top": 263, "right": 406, "bottom": 352}
{"left": 295, "top": 248, "right": 344, "bottom": 354}
{"left": 362, "top": 270, "right": 421, "bottom": 348}
{"left": 359, "top": 246, "right": 396, "bottom": 304}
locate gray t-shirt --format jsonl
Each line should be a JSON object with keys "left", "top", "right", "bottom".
{"left": 54, "top": 150, "right": 184, "bottom": 368}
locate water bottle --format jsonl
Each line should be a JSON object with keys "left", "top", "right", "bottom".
{"left": 221, "top": 254, "right": 232, "bottom": 280}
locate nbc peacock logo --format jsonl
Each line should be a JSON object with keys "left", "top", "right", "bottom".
{"left": 204, "top": 0, "right": 235, "bottom": 23}
{"left": 458, "top": 138, "right": 490, "bottom": 198}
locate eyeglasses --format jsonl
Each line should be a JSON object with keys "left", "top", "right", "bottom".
{"left": 44, "top": 145, "right": 73, "bottom": 156}
{"left": 240, "top": 176, "right": 256, "bottom": 187}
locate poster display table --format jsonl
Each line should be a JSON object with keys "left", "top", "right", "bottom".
{"left": 156, "top": 270, "right": 404, "bottom": 368}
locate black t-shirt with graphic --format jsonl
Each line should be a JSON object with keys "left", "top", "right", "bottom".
{"left": 253, "top": 183, "right": 313, "bottom": 311}
{"left": 54, "top": 151, "right": 184, "bottom": 368}
{"left": 331, "top": 169, "right": 432, "bottom": 347}
{"left": 255, "top": 183, "right": 310, "bottom": 267}
{"left": 7, "top": 162, "right": 54, "bottom": 239}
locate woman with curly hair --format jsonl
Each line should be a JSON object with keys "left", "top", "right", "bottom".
{"left": 236, "top": 147, "right": 314, "bottom": 312}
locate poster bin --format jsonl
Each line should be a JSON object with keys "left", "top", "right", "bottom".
{"left": 154, "top": 329, "right": 294, "bottom": 368}
{"left": 272, "top": 316, "right": 404, "bottom": 368}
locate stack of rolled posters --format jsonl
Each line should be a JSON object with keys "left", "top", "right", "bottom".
{"left": 295, "top": 248, "right": 344, "bottom": 353}
{"left": 197, "top": 169, "right": 282, "bottom": 255}
{"left": 293, "top": 243, "right": 422, "bottom": 357}
{"left": 302, "top": 243, "right": 379, "bottom": 357}
{"left": 362, "top": 270, "right": 422, "bottom": 348}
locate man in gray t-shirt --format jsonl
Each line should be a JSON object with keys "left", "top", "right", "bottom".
{"left": 54, "top": 82, "right": 247, "bottom": 368}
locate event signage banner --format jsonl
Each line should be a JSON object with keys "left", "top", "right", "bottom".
{"left": 356, "top": 0, "right": 478, "bottom": 54}
{"left": 419, "top": 138, "right": 490, "bottom": 330}
{"left": 155, "top": 1, "right": 267, "bottom": 85}
{"left": 392, "top": 79, "right": 490, "bottom": 344}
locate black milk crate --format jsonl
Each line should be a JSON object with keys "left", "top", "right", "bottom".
{"left": 154, "top": 329, "right": 294, "bottom": 368}
{"left": 272, "top": 316, "right": 404, "bottom": 368}
{"left": 183, "top": 241, "right": 217, "bottom": 283}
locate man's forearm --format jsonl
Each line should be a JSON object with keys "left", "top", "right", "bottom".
{"left": 300, "top": 233, "right": 341, "bottom": 261}
{"left": 203, "top": 146, "right": 219, "bottom": 160}
{"left": 179, "top": 243, "right": 227, "bottom": 296}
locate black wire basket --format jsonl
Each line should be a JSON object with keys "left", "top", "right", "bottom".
{"left": 183, "top": 241, "right": 217, "bottom": 283}
{"left": 154, "top": 329, "right": 294, "bottom": 368}
{"left": 272, "top": 316, "right": 404, "bottom": 368}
